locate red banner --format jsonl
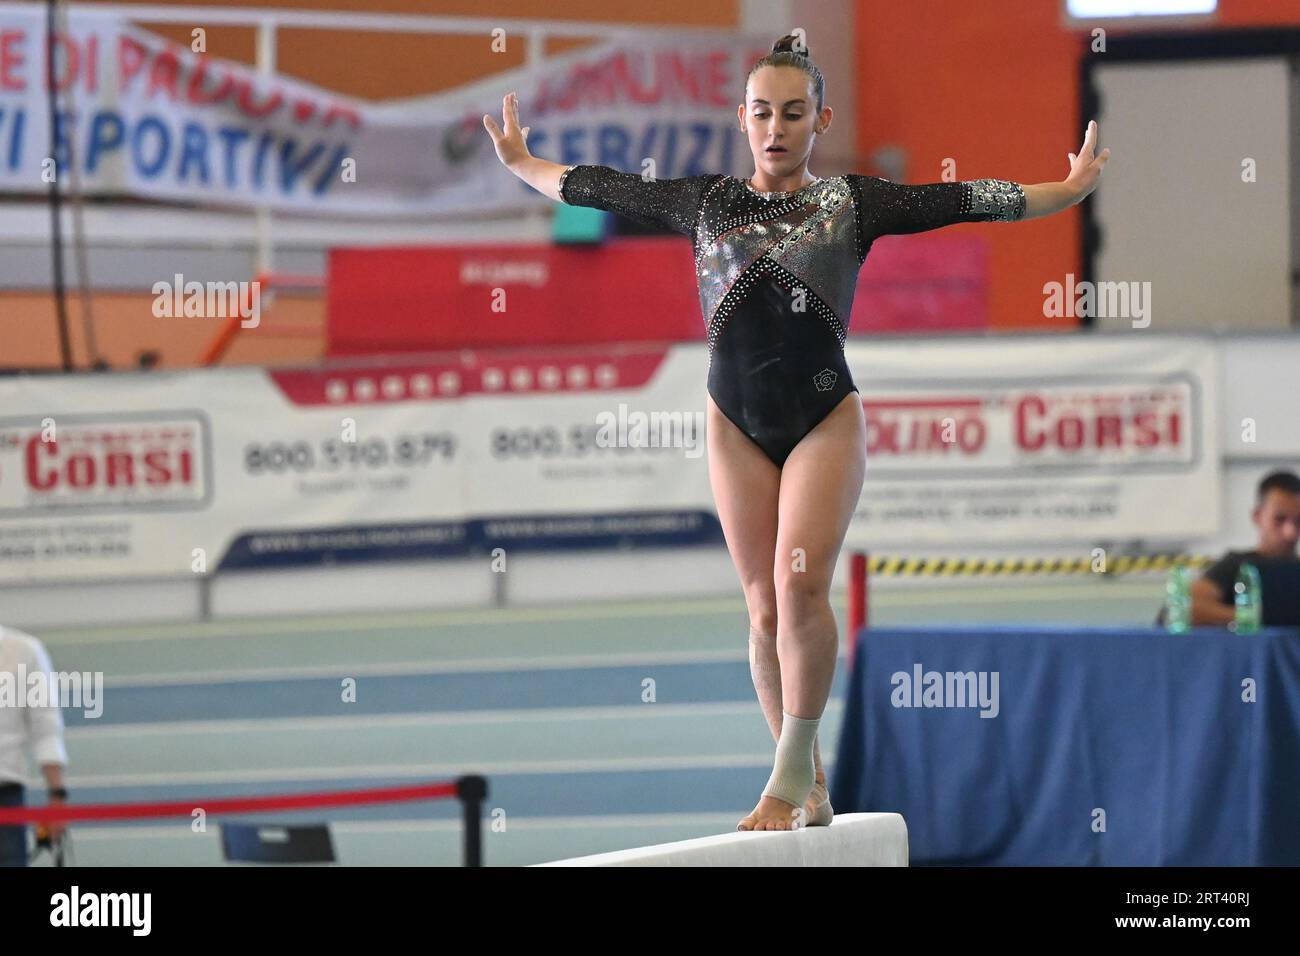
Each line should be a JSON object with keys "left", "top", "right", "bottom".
{"left": 326, "top": 234, "right": 990, "bottom": 355}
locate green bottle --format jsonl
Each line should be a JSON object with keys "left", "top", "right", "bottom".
{"left": 1164, "top": 565, "right": 1192, "bottom": 634}
{"left": 1233, "top": 562, "right": 1263, "bottom": 635}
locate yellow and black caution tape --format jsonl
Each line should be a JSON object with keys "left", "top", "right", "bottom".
{"left": 865, "top": 553, "right": 1214, "bottom": 578}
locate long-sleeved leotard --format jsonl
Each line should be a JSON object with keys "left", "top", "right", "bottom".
{"left": 558, "top": 165, "right": 1026, "bottom": 467}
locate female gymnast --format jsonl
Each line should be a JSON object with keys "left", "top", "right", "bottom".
{"left": 483, "top": 35, "right": 1110, "bottom": 832}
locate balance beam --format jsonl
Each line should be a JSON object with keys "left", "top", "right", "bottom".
{"left": 534, "top": 813, "right": 908, "bottom": 867}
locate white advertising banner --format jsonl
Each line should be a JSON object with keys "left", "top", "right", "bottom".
{"left": 0, "top": 5, "right": 761, "bottom": 215}
{"left": 0, "top": 336, "right": 1219, "bottom": 584}
{"left": 842, "top": 334, "right": 1219, "bottom": 547}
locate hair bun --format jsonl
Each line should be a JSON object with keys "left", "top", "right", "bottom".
{"left": 771, "top": 34, "right": 809, "bottom": 58}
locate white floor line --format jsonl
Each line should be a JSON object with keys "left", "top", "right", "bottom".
{"left": 101, "top": 646, "right": 757, "bottom": 687}
{"left": 37, "top": 595, "right": 753, "bottom": 645}
{"left": 338, "top": 812, "right": 758, "bottom": 832}
{"left": 53, "top": 812, "right": 758, "bottom": 840}
{"left": 65, "top": 700, "right": 840, "bottom": 738}
{"left": 62, "top": 751, "right": 838, "bottom": 787}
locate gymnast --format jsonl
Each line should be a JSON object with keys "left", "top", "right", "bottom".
{"left": 484, "top": 34, "right": 1109, "bottom": 831}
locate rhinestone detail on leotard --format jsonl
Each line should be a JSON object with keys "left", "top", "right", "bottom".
{"left": 959, "top": 178, "right": 1026, "bottom": 221}
{"left": 697, "top": 177, "right": 857, "bottom": 361}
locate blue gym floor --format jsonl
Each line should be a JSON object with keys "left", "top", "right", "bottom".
{"left": 27, "top": 576, "right": 1164, "bottom": 866}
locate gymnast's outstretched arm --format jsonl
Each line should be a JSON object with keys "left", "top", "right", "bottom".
{"left": 1021, "top": 119, "right": 1111, "bottom": 220}
{"left": 851, "top": 119, "right": 1113, "bottom": 242}
{"left": 483, "top": 91, "right": 716, "bottom": 236}
{"left": 482, "top": 91, "right": 568, "bottom": 202}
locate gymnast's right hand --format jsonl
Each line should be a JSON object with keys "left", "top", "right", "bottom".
{"left": 483, "top": 91, "right": 532, "bottom": 169}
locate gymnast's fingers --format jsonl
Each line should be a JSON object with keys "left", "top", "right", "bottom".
{"left": 501, "top": 92, "right": 517, "bottom": 135}
{"left": 1081, "top": 119, "right": 1097, "bottom": 159}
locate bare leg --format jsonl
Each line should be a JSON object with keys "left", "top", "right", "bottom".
{"left": 705, "top": 395, "right": 819, "bottom": 829}
{"left": 749, "top": 627, "right": 831, "bottom": 823}
{"left": 743, "top": 391, "right": 866, "bottom": 831}
{"left": 708, "top": 393, "right": 859, "bottom": 830}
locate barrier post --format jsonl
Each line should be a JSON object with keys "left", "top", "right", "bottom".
{"left": 847, "top": 551, "right": 867, "bottom": 671}
{"left": 457, "top": 775, "right": 487, "bottom": 867}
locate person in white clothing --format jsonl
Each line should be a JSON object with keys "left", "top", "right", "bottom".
{"left": 0, "top": 625, "right": 70, "bottom": 867}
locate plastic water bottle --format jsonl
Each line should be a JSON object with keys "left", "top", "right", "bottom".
{"left": 1164, "top": 565, "right": 1192, "bottom": 633}
{"left": 1233, "top": 562, "right": 1263, "bottom": 635}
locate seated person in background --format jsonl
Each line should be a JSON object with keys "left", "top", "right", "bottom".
{"left": 1189, "top": 470, "right": 1300, "bottom": 626}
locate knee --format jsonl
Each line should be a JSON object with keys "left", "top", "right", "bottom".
{"left": 774, "top": 571, "right": 832, "bottom": 626}
{"left": 743, "top": 585, "right": 778, "bottom": 639}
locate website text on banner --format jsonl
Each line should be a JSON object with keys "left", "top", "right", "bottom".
{"left": 0, "top": 336, "right": 1218, "bottom": 585}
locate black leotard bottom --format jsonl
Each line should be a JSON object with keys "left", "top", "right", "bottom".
{"left": 706, "top": 276, "right": 860, "bottom": 468}
{"left": 708, "top": 366, "right": 858, "bottom": 468}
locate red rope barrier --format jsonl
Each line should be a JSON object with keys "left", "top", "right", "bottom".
{"left": 0, "top": 780, "right": 458, "bottom": 826}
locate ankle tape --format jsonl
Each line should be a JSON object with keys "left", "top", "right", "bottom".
{"left": 762, "top": 710, "right": 820, "bottom": 810}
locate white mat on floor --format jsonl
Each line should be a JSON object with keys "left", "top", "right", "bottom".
{"left": 533, "top": 813, "right": 908, "bottom": 867}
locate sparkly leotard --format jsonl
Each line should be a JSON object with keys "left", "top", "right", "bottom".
{"left": 558, "top": 165, "right": 1026, "bottom": 467}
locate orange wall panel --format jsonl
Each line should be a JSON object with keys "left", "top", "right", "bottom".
{"left": 853, "top": 0, "right": 1300, "bottom": 330}
{"left": 0, "top": 293, "right": 324, "bottom": 370}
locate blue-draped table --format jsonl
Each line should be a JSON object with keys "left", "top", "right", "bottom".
{"left": 829, "top": 625, "right": 1300, "bottom": 865}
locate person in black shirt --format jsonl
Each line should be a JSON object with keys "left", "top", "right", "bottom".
{"left": 484, "top": 35, "right": 1109, "bottom": 832}
{"left": 1190, "top": 470, "right": 1300, "bottom": 626}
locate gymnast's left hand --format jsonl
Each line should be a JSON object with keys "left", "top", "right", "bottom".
{"left": 1065, "top": 119, "right": 1110, "bottom": 203}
